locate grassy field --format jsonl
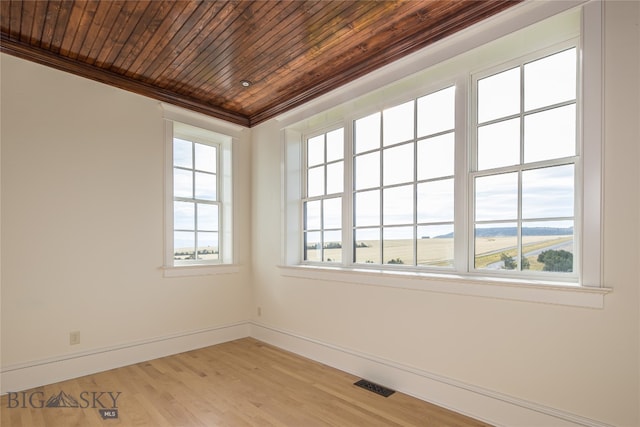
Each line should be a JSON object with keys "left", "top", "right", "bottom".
{"left": 320, "top": 235, "right": 573, "bottom": 270}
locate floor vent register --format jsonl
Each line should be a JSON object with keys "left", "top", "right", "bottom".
{"left": 353, "top": 379, "right": 395, "bottom": 397}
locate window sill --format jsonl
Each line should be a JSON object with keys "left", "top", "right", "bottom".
{"left": 278, "top": 265, "right": 611, "bottom": 309}
{"left": 162, "top": 264, "right": 240, "bottom": 278}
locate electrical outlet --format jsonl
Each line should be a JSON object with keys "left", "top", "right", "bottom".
{"left": 257, "top": 307, "right": 262, "bottom": 317}
{"left": 70, "top": 331, "right": 80, "bottom": 345}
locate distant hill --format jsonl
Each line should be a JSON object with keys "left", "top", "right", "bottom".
{"left": 434, "top": 227, "right": 573, "bottom": 239}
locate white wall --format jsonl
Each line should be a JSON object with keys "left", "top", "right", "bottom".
{"left": 0, "top": 54, "right": 253, "bottom": 388}
{"left": 251, "top": 1, "right": 639, "bottom": 426}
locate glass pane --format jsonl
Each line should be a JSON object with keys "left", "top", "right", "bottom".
{"left": 197, "top": 203, "right": 218, "bottom": 231}
{"left": 383, "top": 101, "right": 414, "bottom": 146}
{"left": 323, "top": 197, "right": 342, "bottom": 229}
{"left": 195, "top": 172, "right": 216, "bottom": 201}
{"left": 478, "top": 67, "right": 520, "bottom": 123}
{"left": 307, "top": 166, "right": 324, "bottom": 197}
{"left": 477, "top": 118, "right": 520, "bottom": 170}
{"left": 417, "top": 86, "right": 455, "bottom": 137}
{"left": 383, "top": 226, "right": 414, "bottom": 265}
{"left": 354, "top": 152, "right": 380, "bottom": 190}
{"left": 383, "top": 143, "right": 414, "bottom": 186}
{"left": 355, "top": 112, "right": 381, "bottom": 154}
{"left": 307, "top": 135, "right": 324, "bottom": 167}
{"left": 383, "top": 185, "right": 413, "bottom": 225}
{"left": 174, "top": 168, "right": 192, "bottom": 198}
{"left": 417, "top": 133, "right": 454, "bottom": 180}
{"left": 523, "top": 220, "right": 574, "bottom": 272}
{"left": 355, "top": 228, "right": 380, "bottom": 264}
{"left": 304, "top": 231, "right": 321, "bottom": 262}
{"left": 326, "top": 161, "right": 344, "bottom": 194}
{"left": 355, "top": 189, "right": 380, "bottom": 227}
{"left": 326, "top": 128, "right": 344, "bottom": 162}
{"left": 194, "top": 143, "right": 216, "bottom": 173}
{"left": 173, "top": 138, "right": 192, "bottom": 168}
{"left": 475, "top": 172, "right": 518, "bottom": 221}
{"left": 524, "top": 104, "right": 576, "bottom": 163}
{"left": 174, "top": 231, "right": 195, "bottom": 260}
{"left": 197, "top": 231, "right": 218, "bottom": 260}
{"left": 417, "top": 224, "right": 454, "bottom": 267}
{"left": 522, "top": 164, "right": 574, "bottom": 219}
{"left": 174, "top": 201, "right": 195, "bottom": 230}
{"left": 525, "top": 48, "right": 576, "bottom": 111}
{"left": 304, "top": 200, "right": 321, "bottom": 230}
{"left": 323, "top": 230, "right": 342, "bottom": 263}
{"left": 474, "top": 222, "right": 517, "bottom": 270}
{"left": 417, "top": 179, "right": 454, "bottom": 223}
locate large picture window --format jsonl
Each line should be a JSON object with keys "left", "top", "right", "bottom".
{"left": 286, "top": 3, "right": 605, "bottom": 301}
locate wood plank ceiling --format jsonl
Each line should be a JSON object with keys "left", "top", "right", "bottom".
{"left": 1, "top": 1, "right": 519, "bottom": 127}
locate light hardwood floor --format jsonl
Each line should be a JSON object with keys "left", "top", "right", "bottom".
{"left": 1, "top": 338, "right": 492, "bottom": 426}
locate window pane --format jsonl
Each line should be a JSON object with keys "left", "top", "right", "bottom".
{"left": 383, "top": 226, "right": 414, "bottom": 265}
{"left": 524, "top": 104, "right": 576, "bottom": 163}
{"left": 355, "top": 228, "right": 380, "bottom": 264}
{"left": 383, "top": 143, "right": 414, "bottom": 186}
{"left": 174, "top": 168, "right": 192, "bottom": 198}
{"left": 173, "top": 138, "right": 192, "bottom": 168}
{"left": 304, "top": 231, "right": 321, "bottom": 262}
{"left": 417, "top": 86, "right": 455, "bottom": 137}
{"left": 174, "top": 231, "right": 195, "bottom": 260}
{"left": 195, "top": 172, "right": 216, "bottom": 201}
{"left": 383, "top": 185, "right": 413, "bottom": 225}
{"left": 197, "top": 231, "right": 218, "bottom": 260}
{"left": 475, "top": 172, "right": 518, "bottom": 221}
{"left": 323, "top": 197, "right": 342, "bottom": 229}
{"left": 197, "top": 203, "right": 218, "bottom": 231}
{"left": 478, "top": 67, "right": 520, "bottom": 123}
{"left": 323, "top": 230, "right": 342, "bottom": 263}
{"left": 308, "top": 135, "right": 324, "bottom": 167}
{"left": 174, "top": 201, "right": 195, "bottom": 230}
{"left": 477, "top": 118, "right": 520, "bottom": 170}
{"left": 418, "top": 224, "right": 454, "bottom": 267}
{"left": 383, "top": 101, "right": 414, "bottom": 146}
{"left": 194, "top": 143, "right": 216, "bottom": 173}
{"left": 326, "top": 128, "right": 344, "bottom": 162}
{"left": 417, "top": 133, "right": 454, "bottom": 180}
{"left": 326, "top": 161, "right": 343, "bottom": 194}
{"left": 304, "top": 200, "right": 321, "bottom": 230}
{"left": 525, "top": 48, "right": 576, "bottom": 111}
{"left": 417, "top": 179, "right": 454, "bottom": 223}
{"left": 522, "top": 164, "right": 574, "bottom": 219}
{"left": 354, "top": 152, "right": 380, "bottom": 190}
{"left": 355, "top": 189, "right": 380, "bottom": 227}
{"left": 307, "top": 165, "right": 324, "bottom": 197}
{"left": 474, "top": 222, "right": 517, "bottom": 270}
{"left": 355, "top": 112, "right": 381, "bottom": 153}
{"left": 523, "top": 220, "right": 574, "bottom": 272}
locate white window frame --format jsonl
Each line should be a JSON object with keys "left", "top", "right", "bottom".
{"left": 162, "top": 104, "right": 238, "bottom": 277}
{"left": 281, "top": 1, "right": 610, "bottom": 308}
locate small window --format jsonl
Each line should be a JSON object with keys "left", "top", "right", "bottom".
{"left": 303, "top": 128, "right": 345, "bottom": 263}
{"left": 165, "top": 120, "right": 233, "bottom": 268}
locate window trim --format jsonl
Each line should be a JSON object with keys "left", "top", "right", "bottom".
{"left": 281, "top": 1, "right": 609, "bottom": 306}
{"left": 162, "top": 103, "right": 239, "bottom": 277}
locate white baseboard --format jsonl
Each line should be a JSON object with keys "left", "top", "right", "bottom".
{"left": 1, "top": 322, "right": 249, "bottom": 394}
{"left": 250, "top": 322, "right": 613, "bottom": 427}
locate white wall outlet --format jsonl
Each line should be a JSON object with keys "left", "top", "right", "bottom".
{"left": 70, "top": 331, "right": 80, "bottom": 345}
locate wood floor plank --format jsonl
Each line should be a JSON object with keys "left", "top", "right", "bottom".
{"left": 0, "top": 338, "right": 492, "bottom": 426}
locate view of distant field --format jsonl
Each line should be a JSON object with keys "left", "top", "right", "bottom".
{"left": 318, "top": 234, "right": 573, "bottom": 270}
